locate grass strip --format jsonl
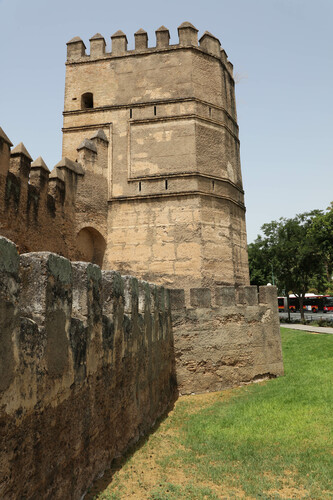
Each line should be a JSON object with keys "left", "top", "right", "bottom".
{"left": 91, "top": 328, "right": 333, "bottom": 499}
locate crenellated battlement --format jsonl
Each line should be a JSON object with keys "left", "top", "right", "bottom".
{"left": 169, "top": 284, "right": 283, "bottom": 395}
{"left": 169, "top": 284, "right": 278, "bottom": 310}
{"left": 66, "top": 22, "right": 234, "bottom": 78}
{"left": 0, "top": 126, "right": 111, "bottom": 260}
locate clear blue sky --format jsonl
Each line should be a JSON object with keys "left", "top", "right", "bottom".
{"left": 1, "top": 0, "right": 332, "bottom": 242}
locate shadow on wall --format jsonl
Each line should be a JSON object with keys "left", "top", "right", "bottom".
{"left": 76, "top": 227, "right": 106, "bottom": 267}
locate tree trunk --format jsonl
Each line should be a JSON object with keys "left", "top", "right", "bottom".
{"left": 299, "top": 294, "right": 305, "bottom": 322}
{"left": 286, "top": 294, "right": 291, "bottom": 322}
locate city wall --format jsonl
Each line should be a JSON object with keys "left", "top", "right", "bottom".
{"left": 171, "top": 285, "right": 284, "bottom": 394}
{"left": 0, "top": 236, "right": 177, "bottom": 500}
{"left": 0, "top": 127, "right": 109, "bottom": 268}
{"left": 0, "top": 128, "right": 78, "bottom": 257}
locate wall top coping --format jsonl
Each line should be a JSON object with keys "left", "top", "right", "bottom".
{"left": 89, "top": 33, "right": 105, "bottom": 41}
{"left": 178, "top": 21, "right": 198, "bottom": 31}
{"left": 49, "top": 167, "right": 65, "bottom": 181}
{"left": 31, "top": 156, "right": 50, "bottom": 172}
{"left": 199, "top": 31, "right": 221, "bottom": 43}
{"left": 54, "top": 157, "right": 84, "bottom": 175}
{"left": 0, "top": 126, "right": 13, "bottom": 147}
{"left": 90, "top": 129, "right": 109, "bottom": 142}
{"left": 135, "top": 28, "right": 147, "bottom": 35}
{"left": 67, "top": 36, "right": 86, "bottom": 46}
{"left": 77, "top": 139, "right": 97, "bottom": 153}
{"left": 156, "top": 25, "right": 170, "bottom": 33}
{"left": 111, "top": 30, "right": 128, "bottom": 40}
{"left": 11, "top": 142, "right": 33, "bottom": 161}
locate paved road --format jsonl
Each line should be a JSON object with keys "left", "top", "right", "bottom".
{"left": 279, "top": 311, "right": 333, "bottom": 323}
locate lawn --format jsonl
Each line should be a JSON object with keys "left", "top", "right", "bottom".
{"left": 88, "top": 328, "right": 333, "bottom": 499}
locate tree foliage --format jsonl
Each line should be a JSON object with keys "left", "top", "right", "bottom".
{"left": 248, "top": 207, "right": 333, "bottom": 320}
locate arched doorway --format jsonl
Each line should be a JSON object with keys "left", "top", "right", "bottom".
{"left": 75, "top": 227, "right": 106, "bottom": 268}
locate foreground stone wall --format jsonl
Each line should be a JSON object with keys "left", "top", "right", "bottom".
{"left": 171, "top": 285, "right": 284, "bottom": 394}
{"left": 0, "top": 237, "right": 176, "bottom": 500}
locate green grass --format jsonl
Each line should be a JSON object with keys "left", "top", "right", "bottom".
{"left": 93, "top": 328, "right": 333, "bottom": 499}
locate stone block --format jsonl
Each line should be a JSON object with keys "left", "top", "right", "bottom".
{"left": 19, "top": 251, "right": 72, "bottom": 377}
{"left": 72, "top": 262, "right": 102, "bottom": 323}
{"left": 259, "top": 286, "right": 278, "bottom": 307}
{"left": 123, "top": 275, "right": 139, "bottom": 315}
{"left": 101, "top": 270, "right": 124, "bottom": 316}
{"left": 0, "top": 237, "right": 20, "bottom": 392}
{"left": 169, "top": 289, "right": 185, "bottom": 311}
{"left": 243, "top": 285, "right": 258, "bottom": 305}
{"left": 156, "top": 26, "right": 170, "bottom": 48}
{"left": 215, "top": 286, "right": 236, "bottom": 306}
{"left": 178, "top": 22, "right": 198, "bottom": 47}
{"left": 138, "top": 280, "right": 151, "bottom": 314}
{"left": 190, "top": 288, "right": 211, "bottom": 308}
{"left": 135, "top": 29, "right": 148, "bottom": 50}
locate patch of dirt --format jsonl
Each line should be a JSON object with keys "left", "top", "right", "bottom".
{"left": 264, "top": 469, "right": 310, "bottom": 499}
{"left": 85, "top": 391, "right": 235, "bottom": 499}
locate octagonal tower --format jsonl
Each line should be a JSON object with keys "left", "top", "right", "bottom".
{"left": 62, "top": 23, "right": 250, "bottom": 292}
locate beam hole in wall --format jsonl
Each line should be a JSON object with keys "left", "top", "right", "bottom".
{"left": 75, "top": 227, "right": 106, "bottom": 267}
{"left": 81, "top": 92, "right": 94, "bottom": 110}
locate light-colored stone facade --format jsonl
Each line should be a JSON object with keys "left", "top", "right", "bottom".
{"left": 62, "top": 23, "right": 249, "bottom": 293}
{"left": 0, "top": 26, "right": 284, "bottom": 498}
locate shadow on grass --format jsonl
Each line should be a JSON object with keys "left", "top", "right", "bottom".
{"left": 84, "top": 396, "right": 178, "bottom": 500}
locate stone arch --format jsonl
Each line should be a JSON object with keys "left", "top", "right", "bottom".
{"left": 81, "top": 92, "right": 93, "bottom": 110}
{"left": 75, "top": 227, "right": 106, "bottom": 267}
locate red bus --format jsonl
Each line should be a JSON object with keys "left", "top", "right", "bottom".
{"left": 323, "top": 296, "right": 333, "bottom": 313}
{"left": 278, "top": 294, "right": 332, "bottom": 313}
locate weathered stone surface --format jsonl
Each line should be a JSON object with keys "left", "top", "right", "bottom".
{"left": 173, "top": 285, "right": 283, "bottom": 395}
{"left": 0, "top": 244, "right": 177, "bottom": 500}
{"left": 0, "top": 24, "right": 285, "bottom": 499}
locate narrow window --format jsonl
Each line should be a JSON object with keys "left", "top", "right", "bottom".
{"left": 81, "top": 92, "right": 93, "bottom": 110}
{"left": 209, "top": 107, "right": 212, "bottom": 117}
{"left": 139, "top": 181, "right": 142, "bottom": 192}
{"left": 212, "top": 180, "right": 215, "bottom": 190}
{"left": 154, "top": 105, "right": 157, "bottom": 116}
{"left": 130, "top": 108, "right": 133, "bottom": 118}
{"left": 165, "top": 179, "right": 168, "bottom": 190}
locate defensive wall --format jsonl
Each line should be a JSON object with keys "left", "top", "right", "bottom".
{"left": 0, "top": 234, "right": 283, "bottom": 499}
{"left": 0, "top": 126, "right": 109, "bottom": 266}
{"left": 0, "top": 127, "right": 77, "bottom": 257}
{"left": 171, "top": 286, "right": 283, "bottom": 394}
{"left": 0, "top": 22, "right": 284, "bottom": 499}
{"left": 0, "top": 236, "right": 176, "bottom": 499}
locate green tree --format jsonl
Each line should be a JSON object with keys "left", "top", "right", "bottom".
{"left": 310, "top": 204, "right": 333, "bottom": 291}
{"left": 249, "top": 211, "right": 326, "bottom": 321}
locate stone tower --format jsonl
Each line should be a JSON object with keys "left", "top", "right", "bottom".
{"left": 62, "top": 23, "right": 250, "bottom": 292}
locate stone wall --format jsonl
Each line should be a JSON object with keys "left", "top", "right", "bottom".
{"left": 0, "top": 127, "right": 109, "bottom": 268}
{"left": 0, "top": 236, "right": 177, "bottom": 500}
{"left": 171, "top": 285, "right": 284, "bottom": 394}
{"left": 0, "top": 129, "right": 79, "bottom": 257}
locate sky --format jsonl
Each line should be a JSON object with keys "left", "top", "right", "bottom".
{"left": 1, "top": 0, "right": 332, "bottom": 242}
